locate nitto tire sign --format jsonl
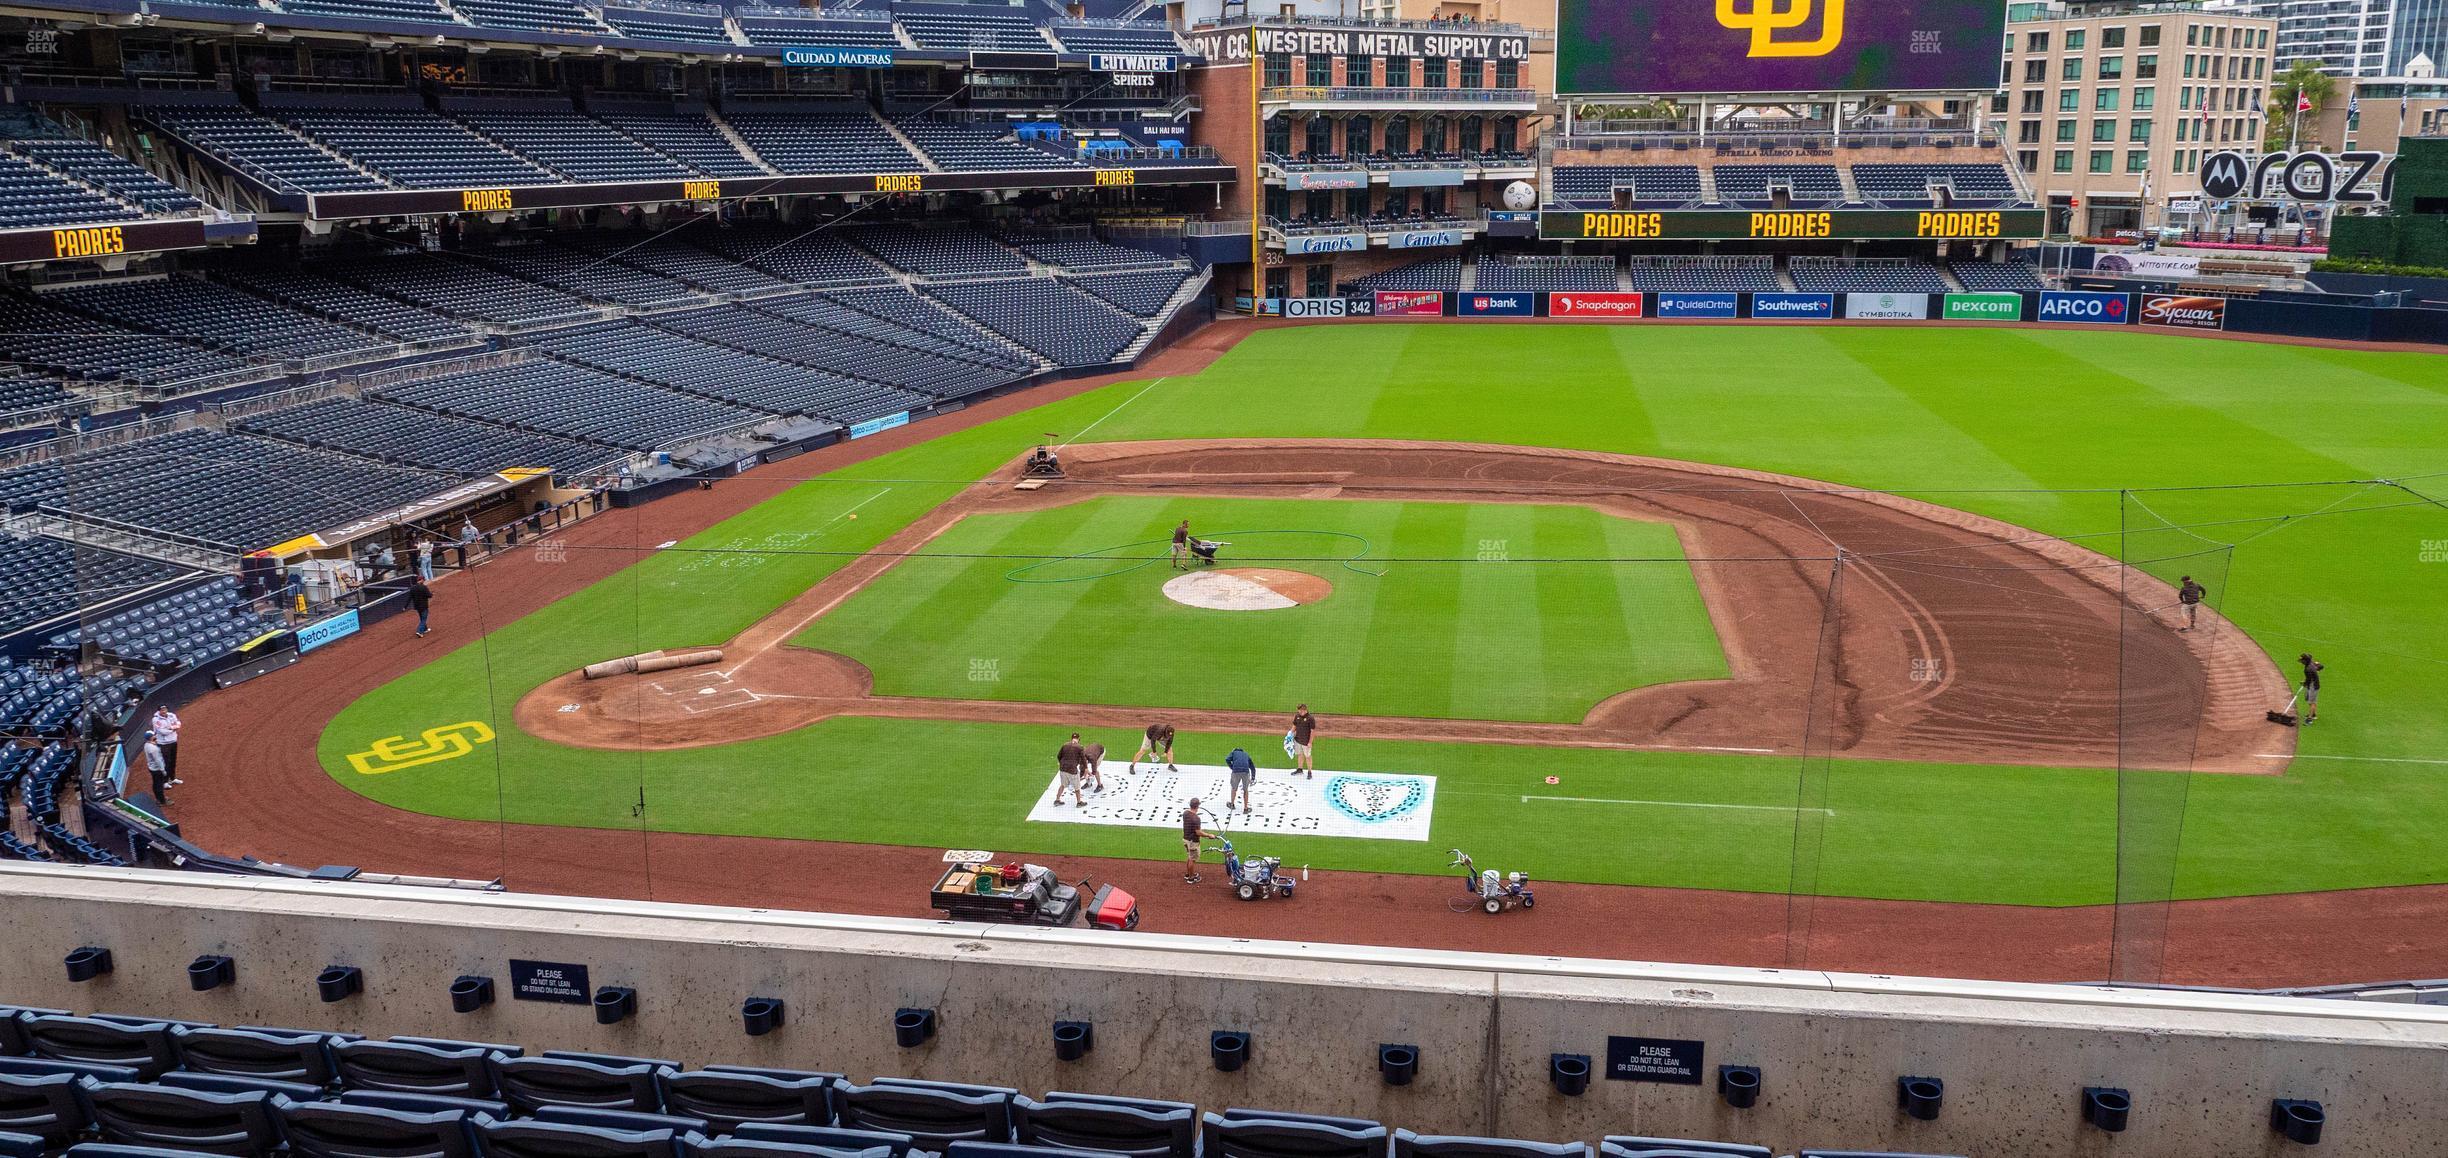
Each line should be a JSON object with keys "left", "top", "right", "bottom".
{"left": 2037, "top": 291, "right": 2130, "bottom": 324}
{"left": 2138, "top": 294, "right": 2226, "bottom": 331}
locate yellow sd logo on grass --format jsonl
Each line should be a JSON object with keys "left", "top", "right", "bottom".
{"left": 347, "top": 722, "right": 496, "bottom": 775}
{"left": 1715, "top": 0, "right": 1843, "bottom": 57}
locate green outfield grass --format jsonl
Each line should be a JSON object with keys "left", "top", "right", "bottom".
{"left": 321, "top": 324, "right": 2448, "bottom": 907}
{"left": 789, "top": 495, "right": 1726, "bottom": 722}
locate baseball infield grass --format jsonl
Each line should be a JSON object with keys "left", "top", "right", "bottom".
{"left": 790, "top": 496, "right": 1726, "bottom": 722}
{"left": 323, "top": 323, "right": 2448, "bottom": 907}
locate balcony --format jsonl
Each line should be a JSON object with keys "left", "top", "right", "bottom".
{"left": 1260, "top": 85, "right": 1538, "bottom": 109}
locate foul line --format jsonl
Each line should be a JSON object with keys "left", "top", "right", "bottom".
{"left": 1520, "top": 794, "right": 1836, "bottom": 816}
{"left": 2254, "top": 753, "right": 2448, "bottom": 766}
{"left": 1059, "top": 375, "right": 1168, "bottom": 450}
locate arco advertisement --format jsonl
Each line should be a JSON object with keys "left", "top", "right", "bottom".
{"left": 2037, "top": 291, "right": 2131, "bottom": 324}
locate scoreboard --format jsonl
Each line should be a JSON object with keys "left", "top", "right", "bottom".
{"left": 1541, "top": 209, "right": 2045, "bottom": 241}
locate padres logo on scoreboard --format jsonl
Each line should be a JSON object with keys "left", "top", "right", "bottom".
{"left": 1715, "top": 0, "right": 1844, "bottom": 58}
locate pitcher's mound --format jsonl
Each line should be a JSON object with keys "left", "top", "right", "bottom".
{"left": 1163, "top": 568, "right": 1331, "bottom": 611}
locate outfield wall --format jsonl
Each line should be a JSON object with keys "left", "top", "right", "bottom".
{"left": 6, "top": 865, "right": 2446, "bottom": 1157}
{"left": 1254, "top": 288, "right": 2448, "bottom": 345}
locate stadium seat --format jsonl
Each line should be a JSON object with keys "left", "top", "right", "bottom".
{"left": 172, "top": 1027, "right": 340, "bottom": 1086}
{"left": 337, "top": 1091, "right": 513, "bottom": 1120}
{"left": 474, "top": 1119, "right": 682, "bottom": 1158}
{"left": 1394, "top": 1132, "right": 1588, "bottom": 1158}
{"left": 535, "top": 1108, "right": 711, "bottom": 1136}
{"left": 331, "top": 1041, "right": 501, "bottom": 1098}
{"left": 77, "top": 1080, "right": 281, "bottom": 1156}
{"left": 22, "top": 1018, "right": 178, "bottom": 1080}
{"left": 686, "top": 1141, "right": 887, "bottom": 1158}
{"left": 0, "top": 1058, "right": 140, "bottom": 1083}
{"left": 155, "top": 1073, "right": 326, "bottom": 1101}
{"left": 1200, "top": 1113, "right": 1388, "bottom": 1158}
{"left": 1599, "top": 1139, "right": 1769, "bottom": 1158}
{"left": 945, "top": 1143, "right": 1112, "bottom": 1158}
{"left": 1011, "top": 1094, "right": 1195, "bottom": 1158}
{"left": 731, "top": 1122, "right": 921, "bottom": 1158}
{"left": 656, "top": 1068, "right": 836, "bottom": 1133}
{"left": 0, "top": 1130, "right": 39, "bottom": 1158}
{"left": 488, "top": 1057, "right": 671, "bottom": 1116}
{"left": 277, "top": 1099, "right": 479, "bottom": 1158}
{"left": 0, "top": 1072, "right": 90, "bottom": 1144}
{"left": 832, "top": 1083, "right": 1012, "bottom": 1148}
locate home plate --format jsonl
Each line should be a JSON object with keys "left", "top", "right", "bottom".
{"left": 1028, "top": 762, "right": 1435, "bottom": 841}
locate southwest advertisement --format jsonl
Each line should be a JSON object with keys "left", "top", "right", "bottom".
{"left": 2139, "top": 294, "right": 2227, "bottom": 331}
{"left": 1749, "top": 293, "right": 1835, "bottom": 320}
{"left": 1556, "top": 0, "right": 2008, "bottom": 95}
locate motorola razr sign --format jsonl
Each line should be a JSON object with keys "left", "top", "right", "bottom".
{"left": 2197, "top": 150, "right": 2396, "bottom": 204}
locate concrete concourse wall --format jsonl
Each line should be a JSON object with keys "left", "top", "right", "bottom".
{"left": 4, "top": 865, "right": 2446, "bottom": 1157}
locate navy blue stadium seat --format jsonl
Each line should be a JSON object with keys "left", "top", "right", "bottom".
{"left": 23, "top": 1017, "right": 179, "bottom": 1080}
{"left": 1394, "top": 1133, "right": 1587, "bottom": 1158}
{"left": 0, "top": 1058, "right": 141, "bottom": 1083}
{"left": 0, "top": 1009, "right": 69, "bottom": 1055}
{"left": 488, "top": 1056, "right": 669, "bottom": 1116}
{"left": 656, "top": 1068, "right": 835, "bottom": 1132}
{"left": 474, "top": 1119, "right": 681, "bottom": 1158}
{"left": 946, "top": 1143, "right": 1112, "bottom": 1158}
{"left": 68, "top": 1145, "right": 254, "bottom": 1158}
{"left": 1201, "top": 1113, "right": 1388, "bottom": 1158}
{"left": 0, "top": 1130, "right": 40, "bottom": 1158}
{"left": 686, "top": 1140, "right": 887, "bottom": 1158}
{"left": 156, "top": 1073, "right": 325, "bottom": 1101}
{"left": 0, "top": 1072, "right": 90, "bottom": 1144}
{"left": 77, "top": 1080, "right": 280, "bottom": 1156}
{"left": 833, "top": 1083, "right": 1010, "bottom": 1147}
{"left": 332, "top": 1041, "right": 501, "bottom": 1098}
{"left": 733, "top": 1121, "right": 922, "bottom": 1158}
{"left": 277, "top": 1098, "right": 478, "bottom": 1158}
{"left": 1011, "top": 1094, "right": 1194, "bottom": 1158}
{"left": 337, "top": 1091, "right": 512, "bottom": 1120}
{"left": 173, "top": 1027, "right": 339, "bottom": 1086}
{"left": 535, "top": 1108, "right": 710, "bottom": 1136}
{"left": 1599, "top": 1139, "right": 1769, "bottom": 1158}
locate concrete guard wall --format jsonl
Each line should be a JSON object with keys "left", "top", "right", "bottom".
{"left": 4, "top": 865, "right": 2446, "bottom": 1157}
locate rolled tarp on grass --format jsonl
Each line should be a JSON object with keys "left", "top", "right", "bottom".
{"left": 582, "top": 649, "right": 724, "bottom": 680}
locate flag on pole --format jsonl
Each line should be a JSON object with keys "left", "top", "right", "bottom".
{"left": 2348, "top": 94, "right": 2361, "bottom": 115}
{"left": 2297, "top": 90, "right": 2314, "bottom": 112}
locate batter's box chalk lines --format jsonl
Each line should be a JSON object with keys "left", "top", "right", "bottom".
{"left": 1520, "top": 794, "right": 1836, "bottom": 817}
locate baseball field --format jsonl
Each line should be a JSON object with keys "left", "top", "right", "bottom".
{"left": 220, "top": 321, "right": 2448, "bottom": 979}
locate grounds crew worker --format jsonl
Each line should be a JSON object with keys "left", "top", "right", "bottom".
{"left": 2177, "top": 575, "right": 2208, "bottom": 631}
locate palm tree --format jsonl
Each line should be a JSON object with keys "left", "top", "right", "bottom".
{"left": 2264, "top": 61, "right": 2340, "bottom": 150}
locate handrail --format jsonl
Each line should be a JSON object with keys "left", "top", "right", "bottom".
{"left": 1263, "top": 86, "right": 1536, "bottom": 105}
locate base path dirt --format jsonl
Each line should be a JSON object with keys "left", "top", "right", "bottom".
{"left": 517, "top": 438, "right": 2293, "bottom": 778}
{"left": 168, "top": 320, "right": 2445, "bottom": 989}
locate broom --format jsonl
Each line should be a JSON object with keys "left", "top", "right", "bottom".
{"left": 2267, "top": 693, "right": 2300, "bottom": 727}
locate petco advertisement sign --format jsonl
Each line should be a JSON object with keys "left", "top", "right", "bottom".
{"left": 2139, "top": 294, "right": 2226, "bottom": 331}
{"left": 1843, "top": 293, "right": 1929, "bottom": 320}
{"left": 1458, "top": 293, "right": 1536, "bottom": 317}
{"left": 2037, "top": 291, "right": 2131, "bottom": 324}
{"left": 1654, "top": 292, "right": 1738, "bottom": 319}
{"left": 1747, "top": 292, "right": 1834, "bottom": 319}
{"left": 1548, "top": 291, "right": 1645, "bottom": 318}
{"left": 1374, "top": 290, "right": 1444, "bottom": 316}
